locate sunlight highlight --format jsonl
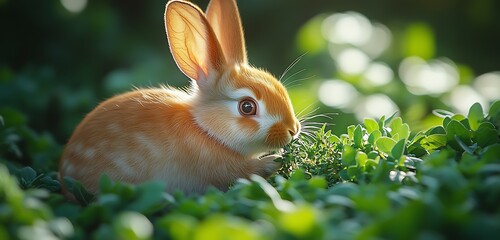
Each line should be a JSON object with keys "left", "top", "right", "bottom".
{"left": 473, "top": 72, "right": 500, "bottom": 101}
{"left": 360, "top": 23, "right": 392, "bottom": 58}
{"left": 61, "top": 0, "right": 87, "bottom": 14}
{"left": 363, "top": 62, "right": 394, "bottom": 86}
{"left": 116, "top": 212, "right": 153, "bottom": 239}
{"left": 321, "top": 12, "right": 373, "bottom": 46}
{"left": 355, "top": 94, "right": 399, "bottom": 121}
{"left": 336, "top": 48, "right": 370, "bottom": 75}
{"left": 318, "top": 80, "right": 358, "bottom": 109}
{"left": 449, "top": 86, "right": 488, "bottom": 115}
{"left": 399, "top": 57, "right": 459, "bottom": 95}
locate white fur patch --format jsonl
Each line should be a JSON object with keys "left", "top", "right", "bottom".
{"left": 83, "top": 148, "right": 96, "bottom": 159}
{"left": 107, "top": 123, "right": 121, "bottom": 133}
{"left": 257, "top": 114, "right": 282, "bottom": 135}
{"left": 62, "top": 160, "right": 75, "bottom": 175}
{"left": 226, "top": 88, "right": 257, "bottom": 101}
{"left": 109, "top": 152, "right": 136, "bottom": 175}
{"left": 73, "top": 143, "right": 84, "bottom": 154}
{"left": 224, "top": 101, "right": 240, "bottom": 117}
{"left": 134, "top": 132, "right": 162, "bottom": 159}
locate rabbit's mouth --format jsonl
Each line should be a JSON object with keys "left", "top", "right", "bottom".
{"left": 258, "top": 149, "right": 284, "bottom": 160}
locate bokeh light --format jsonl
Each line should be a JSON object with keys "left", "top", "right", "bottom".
{"left": 335, "top": 48, "right": 370, "bottom": 75}
{"left": 449, "top": 85, "right": 488, "bottom": 114}
{"left": 321, "top": 12, "right": 373, "bottom": 46}
{"left": 362, "top": 62, "right": 394, "bottom": 87}
{"left": 399, "top": 57, "right": 459, "bottom": 96}
{"left": 318, "top": 80, "right": 359, "bottom": 110}
{"left": 359, "top": 23, "right": 392, "bottom": 58}
{"left": 473, "top": 72, "right": 500, "bottom": 101}
{"left": 355, "top": 94, "right": 399, "bottom": 121}
{"left": 60, "top": 0, "right": 87, "bottom": 13}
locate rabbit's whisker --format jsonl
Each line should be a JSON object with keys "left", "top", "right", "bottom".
{"left": 279, "top": 52, "right": 307, "bottom": 82}
{"left": 284, "top": 74, "right": 316, "bottom": 89}
{"left": 296, "top": 105, "right": 318, "bottom": 120}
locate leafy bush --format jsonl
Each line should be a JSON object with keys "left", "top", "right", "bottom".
{"left": 1, "top": 101, "right": 499, "bottom": 239}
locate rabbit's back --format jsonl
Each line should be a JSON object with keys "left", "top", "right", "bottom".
{"left": 59, "top": 88, "right": 245, "bottom": 193}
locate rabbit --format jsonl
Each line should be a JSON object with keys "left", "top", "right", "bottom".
{"left": 59, "top": 0, "right": 301, "bottom": 196}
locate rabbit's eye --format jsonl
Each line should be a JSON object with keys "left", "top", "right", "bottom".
{"left": 238, "top": 99, "right": 257, "bottom": 116}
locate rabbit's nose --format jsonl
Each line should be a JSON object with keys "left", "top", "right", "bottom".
{"left": 289, "top": 123, "right": 301, "bottom": 139}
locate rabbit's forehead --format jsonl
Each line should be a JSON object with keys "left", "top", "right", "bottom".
{"left": 226, "top": 66, "right": 294, "bottom": 117}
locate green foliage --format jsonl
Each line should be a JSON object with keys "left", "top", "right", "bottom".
{"left": 1, "top": 1, "right": 498, "bottom": 238}
{"left": 0, "top": 108, "right": 62, "bottom": 171}
{"left": 1, "top": 101, "right": 499, "bottom": 239}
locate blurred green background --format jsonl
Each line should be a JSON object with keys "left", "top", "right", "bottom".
{"left": 1, "top": 0, "right": 499, "bottom": 151}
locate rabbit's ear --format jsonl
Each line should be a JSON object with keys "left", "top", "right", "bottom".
{"left": 165, "top": 1, "right": 226, "bottom": 81}
{"left": 206, "top": 0, "right": 247, "bottom": 64}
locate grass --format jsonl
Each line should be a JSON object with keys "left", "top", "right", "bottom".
{"left": 1, "top": 101, "right": 499, "bottom": 240}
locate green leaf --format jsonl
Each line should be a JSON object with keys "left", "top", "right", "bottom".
{"left": 353, "top": 125, "right": 363, "bottom": 148}
{"left": 367, "top": 151, "right": 379, "bottom": 159}
{"left": 390, "top": 117, "right": 410, "bottom": 141}
{"left": 64, "top": 177, "right": 95, "bottom": 205}
{"left": 375, "top": 137, "right": 397, "bottom": 155}
{"left": 482, "top": 144, "right": 500, "bottom": 163}
{"left": 378, "top": 116, "right": 386, "bottom": 132}
{"left": 126, "top": 181, "right": 166, "bottom": 213}
{"left": 364, "top": 118, "right": 379, "bottom": 134}
{"left": 36, "top": 175, "right": 61, "bottom": 192}
{"left": 384, "top": 112, "right": 399, "bottom": 126}
{"left": 426, "top": 126, "right": 446, "bottom": 135}
{"left": 368, "top": 130, "right": 382, "bottom": 145}
{"left": 455, "top": 135, "right": 474, "bottom": 154}
{"left": 98, "top": 174, "right": 113, "bottom": 193}
{"left": 193, "top": 215, "right": 264, "bottom": 240}
{"left": 443, "top": 117, "right": 452, "bottom": 129}
{"left": 347, "top": 125, "right": 356, "bottom": 140}
{"left": 488, "top": 100, "right": 500, "bottom": 119}
{"left": 421, "top": 134, "right": 447, "bottom": 151}
{"left": 474, "top": 122, "right": 498, "bottom": 148}
{"left": 356, "top": 151, "right": 368, "bottom": 167}
{"left": 329, "top": 134, "right": 340, "bottom": 143}
{"left": 342, "top": 145, "right": 356, "bottom": 166}
{"left": 458, "top": 152, "right": 483, "bottom": 175}
{"left": 347, "top": 166, "right": 360, "bottom": 179}
{"left": 446, "top": 120, "right": 472, "bottom": 151}
{"left": 0, "top": 107, "right": 27, "bottom": 126}
{"left": 389, "top": 117, "right": 403, "bottom": 140}
{"left": 279, "top": 205, "right": 319, "bottom": 237}
{"left": 158, "top": 214, "right": 198, "bottom": 240}
{"left": 309, "top": 176, "right": 327, "bottom": 189}
{"left": 468, "top": 102, "right": 484, "bottom": 131}
{"left": 19, "top": 167, "right": 37, "bottom": 184}
{"left": 391, "top": 139, "right": 406, "bottom": 160}
{"left": 452, "top": 114, "right": 466, "bottom": 122}
{"left": 488, "top": 100, "right": 500, "bottom": 128}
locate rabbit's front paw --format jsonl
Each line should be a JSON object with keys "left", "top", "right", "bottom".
{"left": 256, "top": 154, "right": 282, "bottom": 178}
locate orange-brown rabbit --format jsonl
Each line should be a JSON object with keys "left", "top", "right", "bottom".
{"left": 59, "top": 0, "right": 300, "bottom": 195}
